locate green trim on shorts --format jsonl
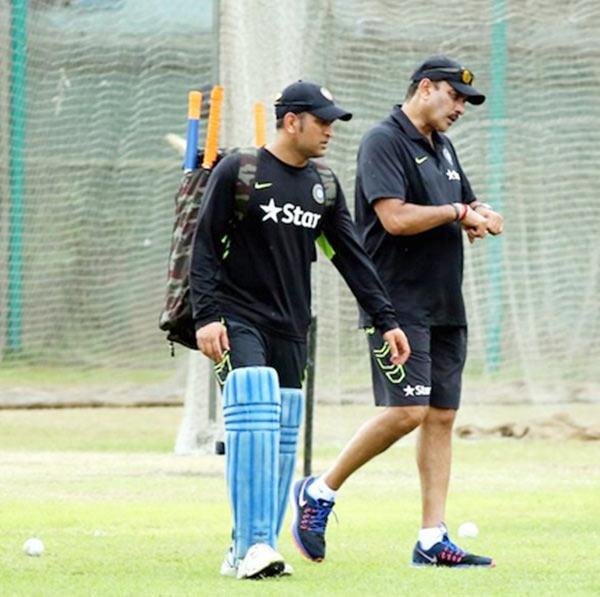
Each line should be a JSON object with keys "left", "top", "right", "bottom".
{"left": 371, "top": 339, "right": 406, "bottom": 384}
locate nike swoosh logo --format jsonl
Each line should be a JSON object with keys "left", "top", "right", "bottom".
{"left": 415, "top": 156, "right": 428, "bottom": 165}
{"left": 416, "top": 548, "right": 437, "bottom": 564}
{"left": 254, "top": 182, "right": 272, "bottom": 189}
{"left": 298, "top": 480, "right": 309, "bottom": 507}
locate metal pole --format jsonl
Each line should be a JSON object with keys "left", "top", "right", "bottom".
{"left": 208, "top": 371, "right": 217, "bottom": 423}
{"left": 303, "top": 316, "right": 317, "bottom": 477}
{"left": 8, "top": 0, "right": 27, "bottom": 353}
{"left": 485, "top": 0, "right": 507, "bottom": 372}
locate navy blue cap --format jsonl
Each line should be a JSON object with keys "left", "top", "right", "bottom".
{"left": 411, "top": 55, "right": 486, "bottom": 105}
{"left": 274, "top": 80, "right": 353, "bottom": 121}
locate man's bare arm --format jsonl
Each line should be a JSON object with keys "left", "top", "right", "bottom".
{"left": 373, "top": 198, "right": 487, "bottom": 237}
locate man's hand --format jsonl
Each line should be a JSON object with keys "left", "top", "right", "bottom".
{"left": 196, "top": 321, "right": 229, "bottom": 362}
{"left": 382, "top": 328, "right": 411, "bottom": 365}
{"left": 457, "top": 204, "right": 488, "bottom": 242}
{"left": 477, "top": 206, "right": 504, "bottom": 236}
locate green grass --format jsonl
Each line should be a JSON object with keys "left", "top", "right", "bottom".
{"left": 0, "top": 365, "right": 171, "bottom": 386}
{"left": 0, "top": 405, "right": 599, "bottom": 595}
{"left": 0, "top": 407, "right": 181, "bottom": 452}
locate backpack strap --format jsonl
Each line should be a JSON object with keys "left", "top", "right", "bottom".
{"left": 312, "top": 161, "right": 339, "bottom": 260}
{"left": 313, "top": 161, "right": 337, "bottom": 206}
{"left": 234, "top": 147, "right": 260, "bottom": 221}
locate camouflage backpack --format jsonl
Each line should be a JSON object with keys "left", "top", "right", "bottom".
{"left": 159, "top": 148, "right": 337, "bottom": 353}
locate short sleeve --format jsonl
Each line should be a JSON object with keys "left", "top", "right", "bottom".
{"left": 357, "top": 129, "right": 408, "bottom": 204}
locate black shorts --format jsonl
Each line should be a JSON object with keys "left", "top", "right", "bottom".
{"left": 214, "top": 316, "right": 307, "bottom": 389}
{"left": 367, "top": 324, "right": 467, "bottom": 410}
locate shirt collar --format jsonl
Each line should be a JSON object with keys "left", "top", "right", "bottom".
{"left": 390, "top": 104, "right": 443, "bottom": 147}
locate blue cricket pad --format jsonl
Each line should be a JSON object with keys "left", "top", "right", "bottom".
{"left": 276, "top": 388, "right": 304, "bottom": 536}
{"left": 223, "top": 367, "right": 281, "bottom": 560}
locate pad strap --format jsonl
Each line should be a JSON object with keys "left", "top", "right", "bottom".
{"left": 276, "top": 388, "right": 304, "bottom": 536}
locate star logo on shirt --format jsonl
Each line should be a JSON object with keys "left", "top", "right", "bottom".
{"left": 403, "top": 385, "right": 415, "bottom": 397}
{"left": 260, "top": 198, "right": 282, "bottom": 223}
{"left": 446, "top": 169, "right": 461, "bottom": 181}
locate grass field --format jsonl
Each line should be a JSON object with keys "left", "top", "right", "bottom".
{"left": 1, "top": 403, "right": 599, "bottom": 596}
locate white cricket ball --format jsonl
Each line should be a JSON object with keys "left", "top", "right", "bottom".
{"left": 23, "top": 537, "right": 45, "bottom": 557}
{"left": 457, "top": 522, "right": 479, "bottom": 538}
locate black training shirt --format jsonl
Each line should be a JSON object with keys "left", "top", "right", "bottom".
{"left": 355, "top": 105, "right": 476, "bottom": 326}
{"left": 190, "top": 147, "right": 398, "bottom": 341}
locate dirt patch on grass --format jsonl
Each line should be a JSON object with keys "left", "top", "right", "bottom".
{"left": 456, "top": 412, "right": 600, "bottom": 441}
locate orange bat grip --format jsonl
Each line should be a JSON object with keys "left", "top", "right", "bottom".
{"left": 202, "top": 85, "right": 224, "bottom": 169}
{"left": 254, "top": 102, "right": 267, "bottom": 148}
{"left": 188, "top": 91, "right": 202, "bottom": 120}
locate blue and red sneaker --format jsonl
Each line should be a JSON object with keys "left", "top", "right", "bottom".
{"left": 291, "top": 477, "right": 335, "bottom": 562}
{"left": 412, "top": 532, "right": 495, "bottom": 568}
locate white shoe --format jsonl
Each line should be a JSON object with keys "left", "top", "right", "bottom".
{"left": 220, "top": 543, "right": 292, "bottom": 579}
{"left": 219, "top": 545, "right": 238, "bottom": 578}
{"left": 280, "top": 562, "right": 294, "bottom": 576}
{"left": 236, "top": 543, "right": 285, "bottom": 580}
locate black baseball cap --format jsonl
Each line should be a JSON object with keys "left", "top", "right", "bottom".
{"left": 274, "top": 80, "right": 353, "bottom": 121}
{"left": 411, "top": 55, "right": 486, "bottom": 105}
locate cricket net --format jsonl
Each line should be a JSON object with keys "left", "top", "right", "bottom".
{"left": 0, "top": 0, "right": 217, "bottom": 410}
{"left": 1, "top": 1, "right": 599, "bottom": 438}
{"left": 215, "top": 0, "right": 600, "bottom": 406}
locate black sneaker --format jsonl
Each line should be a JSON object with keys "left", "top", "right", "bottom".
{"left": 291, "top": 477, "right": 334, "bottom": 562}
{"left": 412, "top": 532, "right": 495, "bottom": 568}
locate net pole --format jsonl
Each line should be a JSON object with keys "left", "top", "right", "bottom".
{"left": 7, "top": 0, "right": 27, "bottom": 353}
{"left": 208, "top": 370, "right": 217, "bottom": 423}
{"left": 485, "top": 0, "right": 507, "bottom": 372}
{"left": 303, "top": 316, "right": 317, "bottom": 477}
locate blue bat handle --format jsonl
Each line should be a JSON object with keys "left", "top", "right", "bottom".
{"left": 184, "top": 119, "right": 199, "bottom": 171}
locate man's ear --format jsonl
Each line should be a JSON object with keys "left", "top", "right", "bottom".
{"left": 282, "top": 112, "right": 300, "bottom": 134}
{"left": 418, "top": 78, "right": 434, "bottom": 100}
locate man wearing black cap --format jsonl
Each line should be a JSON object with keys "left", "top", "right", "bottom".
{"left": 189, "top": 79, "right": 410, "bottom": 579}
{"left": 292, "top": 57, "right": 503, "bottom": 568}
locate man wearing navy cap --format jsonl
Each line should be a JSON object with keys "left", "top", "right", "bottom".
{"left": 189, "top": 80, "right": 410, "bottom": 579}
{"left": 292, "top": 57, "right": 503, "bottom": 568}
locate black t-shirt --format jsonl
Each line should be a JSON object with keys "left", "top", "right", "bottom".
{"left": 190, "top": 147, "right": 398, "bottom": 341}
{"left": 355, "top": 105, "right": 476, "bottom": 326}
